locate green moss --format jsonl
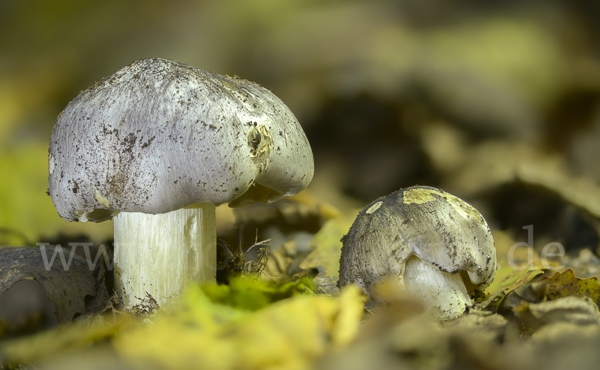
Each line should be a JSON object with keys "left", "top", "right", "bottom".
{"left": 201, "top": 275, "right": 315, "bottom": 311}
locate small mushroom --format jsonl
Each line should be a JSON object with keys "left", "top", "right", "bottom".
{"left": 339, "top": 186, "right": 496, "bottom": 319}
{"left": 48, "top": 58, "right": 314, "bottom": 307}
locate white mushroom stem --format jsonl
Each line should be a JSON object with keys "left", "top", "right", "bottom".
{"left": 113, "top": 203, "right": 216, "bottom": 308}
{"left": 403, "top": 256, "right": 472, "bottom": 320}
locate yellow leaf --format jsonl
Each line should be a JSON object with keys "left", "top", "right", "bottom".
{"left": 535, "top": 269, "right": 600, "bottom": 303}
{"left": 114, "top": 284, "right": 364, "bottom": 370}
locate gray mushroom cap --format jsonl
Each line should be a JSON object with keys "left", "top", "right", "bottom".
{"left": 48, "top": 58, "right": 314, "bottom": 222}
{"left": 339, "top": 186, "right": 496, "bottom": 298}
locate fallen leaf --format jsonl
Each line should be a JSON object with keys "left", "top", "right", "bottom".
{"left": 484, "top": 261, "right": 544, "bottom": 298}
{"left": 500, "top": 269, "right": 600, "bottom": 335}
{"left": 477, "top": 231, "right": 545, "bottom": 311}
{"left": 512, "top": 296, "right": 600, "bottom": 336}
{"left": 533, "top": 269, "right": 600, "bottom": 304}
{"left": 114, "top": 284, "right": 364, "bottom": 370}
{"left": 300, "top": 214, "right": 358, "bottom": 294}
{"left": 1, "top": 315, "right": 130, "bottom": 365}
{"left": 526, "top": 296, "right": 600, "bottom": 326}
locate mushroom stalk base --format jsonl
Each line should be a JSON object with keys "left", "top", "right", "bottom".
{"left": 403, "top": 256, "right": 472, "bottom": 320}
{"left": 113, "top": 204, "right": 216, "bottom": 308}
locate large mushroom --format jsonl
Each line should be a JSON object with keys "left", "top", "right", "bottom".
{"left": 339, "top": 186, "right": 496, "bottom": 319}
{"left": 48, "top": 58, "right": 314, "bottom": 307}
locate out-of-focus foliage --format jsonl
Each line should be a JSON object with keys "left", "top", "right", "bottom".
{"left": 2, "top": 0, "right": 600, "bottom": 243}
{"left": 0, "top": 143, "right": 113, "bottom": 245}
{"left": 1, "top": 279, "right": 365, "bottom": 370}
{"left": 1, "top": 314, "right": 131, "bottom": 366}
{"left": 115, "top": 283, "right": 364, "bottom": 370}
{"left": 0, "top": 144, "right": 55, "bottom": 245}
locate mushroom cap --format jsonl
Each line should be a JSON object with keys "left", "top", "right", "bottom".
{"left": 339, "top": 186, "right": 496, "bottom": 297}
{"left": 48, "top": 58, "right": 314, "bottom": 222}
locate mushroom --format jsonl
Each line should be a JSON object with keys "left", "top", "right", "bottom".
{"left": 48, "top": 58, "right": 314, "bottom": 307}
{"left": 339, "top": 186, "right": 496, "bottom": 319}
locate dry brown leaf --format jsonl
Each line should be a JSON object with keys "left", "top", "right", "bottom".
{"left": 0, "top": 246, "right": 98, "bottom": 326}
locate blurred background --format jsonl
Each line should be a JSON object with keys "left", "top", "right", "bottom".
{"left": 1, "top": 0, "right": 600, "bottom": 254}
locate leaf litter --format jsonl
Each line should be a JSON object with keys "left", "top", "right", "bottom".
{"left": 4, "top": 2, "right": 600, "bottom": 369}
{"left": 0, "top": 246, "right": 98, "bottom": 327}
